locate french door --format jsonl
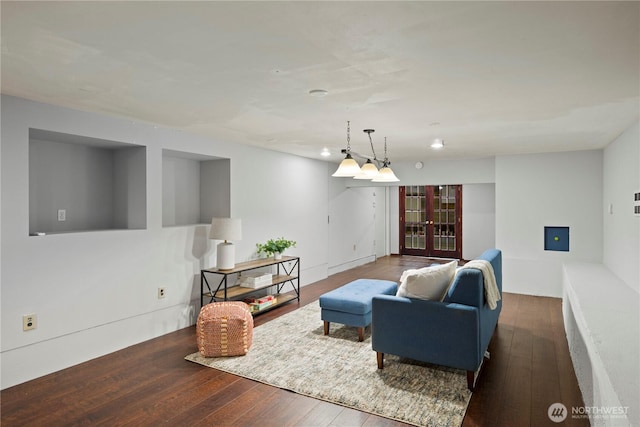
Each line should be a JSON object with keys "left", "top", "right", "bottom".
{"left": 400, "top": 185, "right": 462, "bottom": 259}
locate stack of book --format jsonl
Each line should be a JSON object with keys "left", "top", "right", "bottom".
{"left": 244, "top": 295, "right": 276, "bottom": 313}
{"left": 237, "top": 272, "right": 273, "bottom": 288}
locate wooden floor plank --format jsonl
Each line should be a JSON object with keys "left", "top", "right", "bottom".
{"left": 1, "top": 255, "right": 586, "bottom": 427}
{"left": 295, "top": 400, "right": 350, "bottom": 427}
{"left": 190, "top": 382, "right": 277, "bottom": 426}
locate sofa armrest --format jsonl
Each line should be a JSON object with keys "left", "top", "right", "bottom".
{"left": 372, "top": 295, "right": 482, "bottom": 372}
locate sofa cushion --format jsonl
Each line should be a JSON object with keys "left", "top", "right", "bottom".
{"left": 396, "top": 260, "right": 457, "bottom": 301}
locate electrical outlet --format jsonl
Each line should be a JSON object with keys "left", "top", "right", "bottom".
{"left": 23, "top": 314, "right": 37, "bottom": 331}
{"left": 158, "top": 287, "right": 166, "bottom": 299}
{"left": 57, "top": 209, "right": 66, "bottom": 221}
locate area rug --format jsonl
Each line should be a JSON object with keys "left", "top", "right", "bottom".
{"left": 185, "top": 301, "right": 472, "bottom": 427}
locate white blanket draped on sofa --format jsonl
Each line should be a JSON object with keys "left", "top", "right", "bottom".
{"left": 459, "top": 259, "right": 501, "bottom": 310}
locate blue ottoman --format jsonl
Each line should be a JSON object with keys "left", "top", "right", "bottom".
{"left": 319, "top": 279, "right": 398, "bottom": 341}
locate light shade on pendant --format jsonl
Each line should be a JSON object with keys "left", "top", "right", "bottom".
{"left": 332, "top": 153, "right": 361, "bottom": 177}
{"left": 353, "top": 159, "right": 379, "bottom": 179}
{"left": 371, "top": 165, "right": 400, "bottom": 182}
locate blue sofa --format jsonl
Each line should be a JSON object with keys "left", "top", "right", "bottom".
{"left": 371, "top": 249, "right": 502, "bottom": 390}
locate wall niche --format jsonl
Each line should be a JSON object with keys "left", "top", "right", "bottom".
{"left": 29, "top": 128, "right": 147, "bottom": 235}
{"left": 162, "top": 149, "right": 230, "bottom": 227}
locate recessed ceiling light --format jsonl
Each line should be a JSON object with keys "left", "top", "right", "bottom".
{"left": 309, "top": 89, "right": 329, "bottom": 97}
{"left": 321, "top": 147, "right": 331, "bottom": 157}
{"left": 431, "top": 138, "right": 444, "bottom": 149}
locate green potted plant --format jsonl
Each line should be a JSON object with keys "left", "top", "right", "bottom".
{"left": 256, "top": 237, "right": 296, "bottom": 259}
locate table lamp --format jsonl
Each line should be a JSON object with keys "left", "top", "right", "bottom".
{"left": 209, "top": 218, "right": 242, "bottom": 270}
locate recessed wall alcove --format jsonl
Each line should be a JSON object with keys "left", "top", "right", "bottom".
{"left": 29, "top": 128, "right": 147, "bottom": 235}
{"left": 162, "top": 149, "right": 230, "bottom": 227}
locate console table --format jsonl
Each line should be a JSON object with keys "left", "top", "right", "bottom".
{"left": 200, "top": 256, "right": 300, "bottom": 315}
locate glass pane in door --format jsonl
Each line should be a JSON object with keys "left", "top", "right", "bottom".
{"left": 404, "top": 185, "right": 426, "bottom": 250}
{"left": 432, "top": 185, "right": 457, "bottom": 252}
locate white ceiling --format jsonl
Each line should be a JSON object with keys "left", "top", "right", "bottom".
{"left": 2, "top": 1, "right": 638, "bottom": 163}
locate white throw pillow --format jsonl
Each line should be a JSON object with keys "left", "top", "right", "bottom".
{"left": 396, "top": 260, "right": 457, "bottom": 301}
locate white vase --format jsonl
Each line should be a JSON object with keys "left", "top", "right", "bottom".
{"left": 274, "top": 252, "right": 283, "bottom": 260}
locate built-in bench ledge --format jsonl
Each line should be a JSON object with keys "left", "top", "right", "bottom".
{"left": 562, "top": 262, "right": 639, "bottom": 426}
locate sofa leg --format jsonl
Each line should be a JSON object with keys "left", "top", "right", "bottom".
{"left": 377, "top": 352, "right": 384, "bottom": 369}
{"left": 357, "top": 327, "right": 364, "bottom": 342}
{"left": 324, "top": 321, "right": 329, "bottom": 336}
{"left": 466, "top": 371, "right": 475, "bottom": 391}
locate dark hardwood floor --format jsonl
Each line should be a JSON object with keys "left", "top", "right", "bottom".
{"left": 1, "top": 256, "right": 588, "bottom": 426}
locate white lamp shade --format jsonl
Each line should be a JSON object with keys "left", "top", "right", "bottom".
{"left": 371, "top": 166, "right": 400, "bottom": 182}
{"left": 209, "top": 218, "right": 242, "bottom": 241}
{"left": 353, "top": 160, "right": 379, "bottom": 179}
{"left": 332, "top": 154, "right": 361, "bottom": 177}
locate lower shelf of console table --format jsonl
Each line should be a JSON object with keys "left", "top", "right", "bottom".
{"left": 200, "top": 256, "right": 300, "bottom": 316}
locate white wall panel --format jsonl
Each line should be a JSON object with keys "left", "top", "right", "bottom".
{"left": 0, "top": 95, "right": 330, "bottom": 388}
{"left": 603, "top": 121, "right": 640, "bottom": 292}
{"left": 496, "top": 150, "right": 603, "bottom": 297}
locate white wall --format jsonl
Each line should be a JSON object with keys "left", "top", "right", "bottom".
{"left": 0, "top": 95, "right": 332, "bottom": 388}
{"left": 603, "top": 121, "right": 640, "bottom": 292}
{"left": 162, "top": 153, "right": 231, "bottom": 227}
{"left": 360, "top": 157, "right": 496, "bottom": 187}
{"left": 200, "top": 158, "right": 231, "bottom": 223}
{"left": 462, "top": 183, "right": 496, "bottom": 260}
{"left": 113, "top": 146, "right": 147, "bottom": 229}
{"left": 561, "top": 121, "right": 640, "bottom": 427}
{"left": 374, "top": 187, "right": 388, "bottom": 259}
{"left": 162, "top": 156, "right": 202, "bottom": 226}
{"left": 495, "top": 150, "right": 603, "bottom": 297}
{"left": 232, "top": 144, "right": 330, "bottom": 282}
{"left": 29, "top": 139, "right": 117, "bottom": 233}
{"left": 389, "top": 186, "right": 400, "bottom": 254}
{"left": 327, "top": 176, "right": 379, "bottom": 274}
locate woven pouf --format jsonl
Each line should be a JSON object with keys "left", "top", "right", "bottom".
{"left": 196, "top": 301, "right": 254, "bottom": 357}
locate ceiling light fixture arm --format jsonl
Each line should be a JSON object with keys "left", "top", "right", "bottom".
{"left": 340, "top": 148, "right": 384, "bottom": 167}
{"left": 345, "top": 121, "right": 351, "bottom": 152}
{"left": 363, "top": 129, "right": 378, "bottom": 162}
{"left": 382, "top": 136, "right": 391, "bottom": 166}
{"left": 339, "top": 128, "right": 384, "bottom": 167}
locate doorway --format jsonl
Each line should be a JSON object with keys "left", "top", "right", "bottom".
{"left": 399, "top": 185, "right": 462, "bottom": 259}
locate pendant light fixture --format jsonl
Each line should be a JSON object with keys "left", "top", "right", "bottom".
{"left": 331, "top": 123, "right": 400, "bottom": 182}
{"left": 372, "top": 137, "right": 400, "bottom": 182}
{"left": 332, "top": 121, "right": 362, "bottom": 177}
{"left": 353, "top": 129, "right": 380, "bottom": 179}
